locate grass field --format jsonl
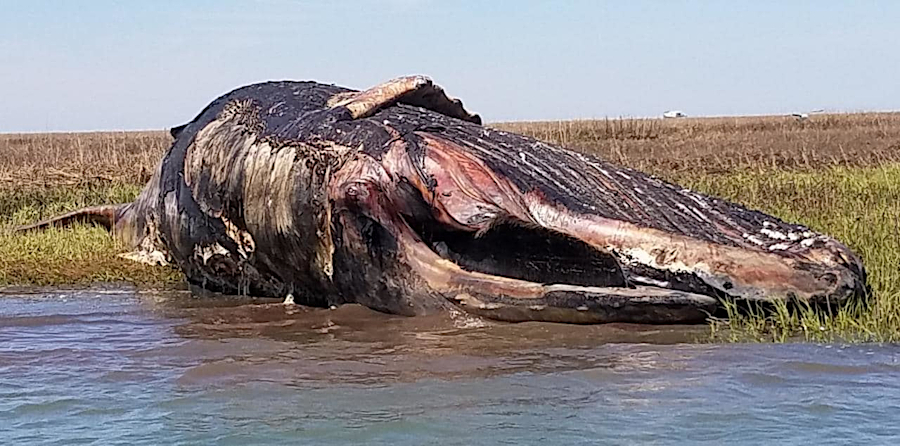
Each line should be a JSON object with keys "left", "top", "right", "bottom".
{"left": 2, "top": 113, "right": 899, "bottom": 341}
{"left": 0, "top": 132, "right": 179, "bottom": 286}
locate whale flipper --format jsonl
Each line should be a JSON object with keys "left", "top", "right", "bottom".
{"left": 14, "top": 204, "right": 129, "bottom": 233}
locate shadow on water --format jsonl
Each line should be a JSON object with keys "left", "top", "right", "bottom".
{"left": 0, "top": 284, "right": 709, "bottom": 387}
{"left": 145, "top": 287, "right": 710, "bottom": 385}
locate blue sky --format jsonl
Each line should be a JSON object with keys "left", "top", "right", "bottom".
{"left": 1, "top": 1, "right": 898, "bottom": 132}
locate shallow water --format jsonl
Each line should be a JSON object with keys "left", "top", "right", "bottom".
{"left": 2, "top": 286, "right": 899, "bottom": 445}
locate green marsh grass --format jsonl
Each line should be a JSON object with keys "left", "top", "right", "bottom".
{"left": 0, "top": 183, "right": 182, "bottom": 286}
{"left": 676, "top": 165, "right": 900, "bottom": 342}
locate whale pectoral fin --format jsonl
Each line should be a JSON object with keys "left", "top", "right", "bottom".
{"left": 14, "top": 203, "right": 129, "bottom": 233}
{"left": 328, "top": 75, "right": 481, "bottom": 124}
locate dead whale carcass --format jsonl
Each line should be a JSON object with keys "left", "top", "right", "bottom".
{"left": 18, "top": 76, "right": 867, "bottom": 323}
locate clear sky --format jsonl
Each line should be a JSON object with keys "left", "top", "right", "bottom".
{"left": 1, "top": 1, "right": 898, "bottom": 132}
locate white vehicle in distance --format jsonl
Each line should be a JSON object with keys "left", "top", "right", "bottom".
{"left": 662, "top": 110, "right": 686, "bottom": 118}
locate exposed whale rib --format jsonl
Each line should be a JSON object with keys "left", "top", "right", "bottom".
{"left": 17, "top": 76, "right": 867, "bottom": 324}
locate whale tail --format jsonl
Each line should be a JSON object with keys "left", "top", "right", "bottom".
{"left": 14, "top": 203, "right": 131, "bottom": 233}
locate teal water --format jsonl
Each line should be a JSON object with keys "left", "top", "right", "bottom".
{"left": 2, "top": 287, "right": 899, "bottom": 445}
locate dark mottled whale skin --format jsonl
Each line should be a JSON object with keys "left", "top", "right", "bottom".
{"left": 19, "top": 76, "right": 867, "bottom": 324}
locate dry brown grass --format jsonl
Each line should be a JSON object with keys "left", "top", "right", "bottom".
{"left": 0, "top": 131, "right": 170, "bottom": 189}
{"left": 0, "top": 131, "right": 176, "bottom": 286}
{"left": 2, "top": 112, "right": 898, "bottom": 189}
{"left": 496, "top": 112, "right": 900, "bottom": 176}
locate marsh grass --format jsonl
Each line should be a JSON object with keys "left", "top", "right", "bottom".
{"left": 2, "top": 113, "right": 900, "bottom": 341}
{"left": 0, "top": 132, "right": 180, "bottom": 286}
{"left": 0, "top": 131, "right": 167, "bottom": 187}
{"left": 0, "top": 183, "right": 182, "bottom": 286}
{"left": 684, "top": 165, "right": 900, "bottom": 342}
{"left": 0, "top": 223, "right": 182, "bottom": 286}
{"left": 497, "top": 113, "right": 900, "bottom": 175}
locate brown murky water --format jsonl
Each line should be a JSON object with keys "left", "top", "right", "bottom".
{"left": 2, "top": 286, "right": 900, "bottom": 444}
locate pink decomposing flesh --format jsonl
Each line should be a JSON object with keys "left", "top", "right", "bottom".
{"left": 328, "top": 131, "right": 865, "bottom": 323}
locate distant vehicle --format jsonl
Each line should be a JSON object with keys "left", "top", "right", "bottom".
{"left": 790, "top": 112, "right": 809, "bottom": 121}
{"left": 663, "top": 110, "right": 686, "bottom": 118}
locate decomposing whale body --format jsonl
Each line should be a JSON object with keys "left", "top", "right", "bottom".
{"left": 19, "top": 76, "right": 867, "bottom": 323}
